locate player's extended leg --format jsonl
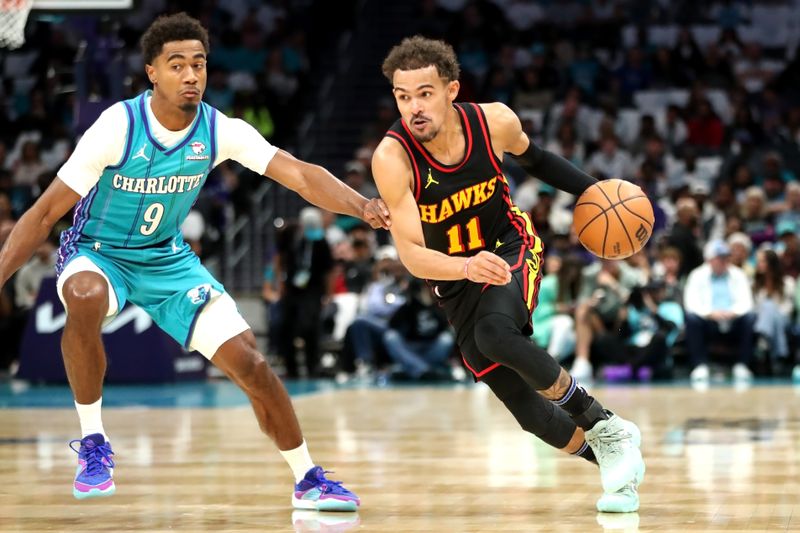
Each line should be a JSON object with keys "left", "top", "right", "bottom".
{"left": 211, "top": 329, "right": 359, "bottom": 511}
{"left": 61, "top": 271, "right": 116, "bottom": 499}
{"left": 481, "top": 365, "right": 595, "bottom": 462}
{"left": 473, "top": 279, "right": 644, "bottom": 495}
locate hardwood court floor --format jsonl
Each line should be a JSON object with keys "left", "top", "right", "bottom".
{"left": 1, "top": 383, "right": 799, "bottom": 532}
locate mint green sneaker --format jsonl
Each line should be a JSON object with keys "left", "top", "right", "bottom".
{"left": 596, "top": 481, "right": 639, "bottom": 513}
{"left": 585, "top": 414, "right": 643, "bottom": 493}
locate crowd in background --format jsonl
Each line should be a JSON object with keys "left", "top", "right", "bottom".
{"left": 4, "top": 0, "right": 800, "bottom": 385}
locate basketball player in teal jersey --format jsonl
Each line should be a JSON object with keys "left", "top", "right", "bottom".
{"left": 0, "top": 13, "right": 387, "bottom": 510}
{"left": 373, "top": 37, "right": 645, "bottom": 513}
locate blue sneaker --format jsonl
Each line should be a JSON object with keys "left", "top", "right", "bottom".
{"left": 292, "top": 466, "right": 360, "bottom": 511}
{"left": 69, "top": 433, "right": 115, "bottom": 499}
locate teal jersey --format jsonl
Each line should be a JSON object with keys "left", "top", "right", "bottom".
{"left": 62, "top": 90, "right": 218, "bottom": 251}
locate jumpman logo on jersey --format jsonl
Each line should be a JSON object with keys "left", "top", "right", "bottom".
{"left": 494, "top": 239, "right": 503, "bottom": 250}
{"left": 132, "top": 143, "right": 151, "bottom": 162}
{"left": 425, "top": 168, "right": 439, "bottom": 189}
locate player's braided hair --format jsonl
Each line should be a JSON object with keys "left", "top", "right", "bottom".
{"left": 382, "top": 36, "right": 460, "bottom": 82}
{"left": 140, "top": 12, "right": 210, "bottom": 65}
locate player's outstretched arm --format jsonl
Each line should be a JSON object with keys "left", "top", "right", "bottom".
{"left": 483, "top": 102, "right": 597, "bottom": 196}
{"left": 264, "top": 149, "right": 390, "bottom": 230}
{"left": 0, "top": 178, "right": 80, "bottom": 288}
{"left": 372, "top": 139, "right": 510, "bottom": 285}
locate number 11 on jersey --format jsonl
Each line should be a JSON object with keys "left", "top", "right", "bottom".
{"left": 446, "top": 216, "right": 485, "bottom": 254}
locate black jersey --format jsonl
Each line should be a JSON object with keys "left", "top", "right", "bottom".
{"left": 385, "top": 102, "right": 541, "bottom": 263}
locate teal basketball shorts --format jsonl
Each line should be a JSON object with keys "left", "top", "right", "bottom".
{"left": 55, "top": 236, "right": 249, "bottom": 358}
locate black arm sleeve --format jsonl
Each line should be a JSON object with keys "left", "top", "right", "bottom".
{"left": 510, "top": 137, "right": 598, "bottom": 196}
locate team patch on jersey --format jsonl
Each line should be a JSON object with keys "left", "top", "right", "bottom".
{"left": 186, "top": 141, "right": 210, "bottom": 161}
{"left": 418, "top": 175, "right": 499, "bottom": 224}
{"left": 187, "top": 283, "right": 212, "bottom": 305}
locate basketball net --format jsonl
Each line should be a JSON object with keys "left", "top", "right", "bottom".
{"left": 0, "top": 0, "right": 33, "bottom": 49}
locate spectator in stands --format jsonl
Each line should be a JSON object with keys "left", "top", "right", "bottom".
{"left": 776, "top": 220, "right": 800, "bottom": 278}
{"left": 759, "top": 151, "right": 797, "bottom": 186}
{"left": 716, "top": 28, "right": 744, "bottom": 61}
{"left": 776, "top": 182, "right": 800, "bottom": 230}
{"left": 741, "top": 186, "right": 775, "bottom": 248}
{"left": 384, "top": 279, "right": 454, "bottom": 381}
{"left": 340, "top": 246, "right": 408, "bottom": 377}
{"left": 752, "top": 247, "right": 795, "bottom": 373}
{"left": 684, "top": 240, "right": 755, "bottom": 383}
{"left": 725, "top": 104, "right": 764, "bottom": 147}
{"left": 615, "top": 47, "right": 651, "bottom": 103}
{"left": 699, "top": 44, "right": 735, "bottom": 90}
{"left": 571, "top": 258, "right": 643, "bottom": 380}
{"left": 274, "top": 208, "right": 334, "bottom": 378}
{"left": 619, "top": 280, "right": 684, "bottom": 381}
{"left": 12, "top": 140, "right": 48, "bottom": 193}
{"left": 14, "top": 233, "right": 57, "bottom": 311}
{"left": 686, "top": 98, "right": 724, "bottom": 151}
{"left": 667, "top": 197, "right": 704, "bottom": 277}
{"left": 650, "top": 246, "right": 684, "bottom": 304}
{"left": 343, "top": 160, "right": 379, "bottom": 199}
{"left": 531, "top": 254, "right": 584, "bottom": 361}
{"left": 727, "top": 231, "right": 755, "bottom": 278}
{"left": 657, "top": 104, "right": 688, "bottom": 153}
{"left": 734, "top": 43, "right": 778, "bottom": 94}
{"left": 586, "top": 135, "right": 634, "bottom": 180}
{"left": 673, "top": 27, "right": 704, "bottom": 80}
{"left": 730, "top": 163, "right": 756, "bottom": 202}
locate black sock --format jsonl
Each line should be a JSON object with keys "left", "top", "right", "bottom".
{"left": 573, "top": 440, "right": 597, "bottom": 465}
{"left": 552, "top": 376, "right": 609, "bottom": 430}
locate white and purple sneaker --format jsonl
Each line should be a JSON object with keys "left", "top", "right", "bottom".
{"left": 292, "top": 466, "right": 360, "bottom": 511}
{"left": 69, "top": 433, "right": 115, "bottom": 499}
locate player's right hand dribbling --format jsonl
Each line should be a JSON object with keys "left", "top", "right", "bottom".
{"left": 464, "top": 251, "right": 512, "bottom": 285}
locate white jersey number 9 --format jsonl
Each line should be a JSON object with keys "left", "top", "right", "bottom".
{"left": 140, "top": 203, "right": 165, "bottom": 236}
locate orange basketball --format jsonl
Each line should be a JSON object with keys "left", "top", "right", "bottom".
{"left": 573, "top": 179, "right": 654, "bottom": 259}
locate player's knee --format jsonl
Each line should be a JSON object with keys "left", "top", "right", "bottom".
{"left": 235, "top": 349, "right": 271, "bottom": 391}
{"left": 62, "top": 273, "right": 108, "bottom": 315}
{"left": 473, "top": 315, "right": 510, "bottom": 360}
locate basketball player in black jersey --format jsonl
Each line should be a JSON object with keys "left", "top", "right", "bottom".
{"left": 372, "top": 36, "right": 646, "bottom": 513}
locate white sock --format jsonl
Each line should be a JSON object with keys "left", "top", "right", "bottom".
{"left": 75, "top": 398, "right": 107, "bottom": 439}
{"left": 280, "top": 440, "right": 315, "bottom": 483}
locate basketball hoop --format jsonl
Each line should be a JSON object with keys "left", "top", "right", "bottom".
{"left": 0, "top": 0, "right": 34, "bottom": 49}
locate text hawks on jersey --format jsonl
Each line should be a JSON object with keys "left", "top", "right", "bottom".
{"left": 418, "top": 173, "right": 500, "bottom": 224}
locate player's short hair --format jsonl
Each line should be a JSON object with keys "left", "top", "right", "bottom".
{"left": 382, "top": 36, "right": 460, "bottom": 83}
{"left": 140, "top": 12, "right": 210, "bottom": 65}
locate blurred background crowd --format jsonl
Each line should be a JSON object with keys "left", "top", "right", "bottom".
{"left": 2, "top": 0, "right": 800, "bottom": 386}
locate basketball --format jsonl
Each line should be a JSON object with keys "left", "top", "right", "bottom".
{"left": 573, "top": 179, "right": 654, "bottom": 260}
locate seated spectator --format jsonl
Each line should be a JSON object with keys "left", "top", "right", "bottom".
{"left": 656, "top": 104, "right": 688, "bottom": 153}
{"left": 740, "top": 186, "right": 775, "bottom": 248}
{"left": 727, "top": 231, "right": 755, "bottom": 278}
{"left": 650, "top": 246, "right": 684, "bottom": 304}
{"left": 776, "top": 220, "right": 800, "bottom": 278}
{"left": 684, "top": 240, "right": 755, "bottom": 383}
{"left": 752, "top": 247, "right": 795, "bottom": 373}
{"left": 339, "top": 246, "right": 408, "bottom": 377}
{"left": 667, "top": 197, "right": 704, "bottom": 278}
{"left": 14, "top": 233, "right": 57, "bottom": 310}
{"left": 617, "top": 280, "right": 684, "bottom": 381}
{"left": 531, "top": 254, "right": 584, "bottom": 361}
{"left": 776, "top": 182, "right": 800, "bottom": 230}
{"left": 571, "top": 258, "right": 642, "bottom": 380}
{"left": 586, "top": 135, "right": 635, "bottom": 180}
{"left": 686, "top": 98, "right": 724, "bottom": 151}
{"left": 384, "top": 279, "right": 454, "bottom": 381}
